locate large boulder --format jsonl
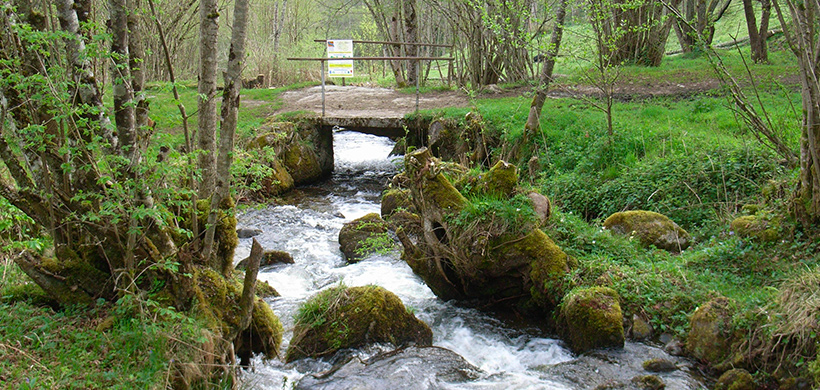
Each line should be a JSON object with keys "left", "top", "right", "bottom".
{"left": 558, "top": 287, "right": 625, "bottom": 353}
{"left": 603, "top": 211, "right": 691, "bottom": 252}
{"left": 685, "top": 297, "right": 738, "bottom": 369}
{"left": 285, "top": 285, "right": 433, "bottom": 362}
{"left": 338, "top": 213, "right": 393, "bottom": 263}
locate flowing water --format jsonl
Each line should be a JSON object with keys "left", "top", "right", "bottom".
{"left": 237, "top": 132, "right": 707, "bottom": 390}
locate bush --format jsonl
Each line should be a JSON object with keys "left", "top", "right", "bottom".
{"left": 543, "top": 146, "right": 781, "bottom": 229}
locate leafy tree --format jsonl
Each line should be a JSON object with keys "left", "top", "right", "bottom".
{"left": 0, "top": 0, "right": 269, "bottom": 383}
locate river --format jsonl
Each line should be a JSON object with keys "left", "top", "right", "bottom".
{"left": 236, "top": 131, "right": 707, "bottom": 389}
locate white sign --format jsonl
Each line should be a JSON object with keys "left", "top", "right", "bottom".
{"left": 327, "top": 39, "right": 354, "bottom": 78}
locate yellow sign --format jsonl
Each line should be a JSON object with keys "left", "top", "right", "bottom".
{"left": 327, "top": 39, "right": 353, "bottom": 78}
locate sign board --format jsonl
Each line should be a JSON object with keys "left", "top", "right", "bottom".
{"left": 327, "top": 39, "right": 354, "bottom": 78}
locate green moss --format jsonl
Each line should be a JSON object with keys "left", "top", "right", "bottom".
{"left": 240, "top": 298, "right": 283, "bottom": 359}
{"left": 603, "top": 210, "right": 691, "bottom": 252}
{"left": 559, "top": 286, "right": 625, "bottom": 353}
{"left": 714, "top": 368, "right": 756, "bottom": 390}
{"left": 286, "top": 285, "right": 432, "bottom": 362}
{"left": 731, "top": 215, "right": 780, "bottom": 242}
{"left": 424, "top": 173, "right": 469, "bottom": 212}
{"left": 519, "top": 229, "right": 572, "bottom": 308}
{"left": 282, "top": 142, "right": 322, "bottom": 184}
{"left": 381, "top": 189, "right": 414, "bottom": 217}
{"left": 631, "top": 374, "right": 665, "bottom": 390}
{"left": 339, "top": 213, "right": 392, "bottom": 263}
{"left": 480, "top": 160, "right": 518, "bottom": 198}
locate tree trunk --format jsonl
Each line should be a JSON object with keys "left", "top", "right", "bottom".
{"left": 523, "top": 0, "right": 568, "bottom": 138}
{"left": 743, "top": 0, "right": 770, "bottom": 63}
{"left": 198, "top": 0, "right": 219, "bottom": 198}
{"left": 204, "top": 0, "right": 250, "bottom": 274}
{"left": 404, "top": 0, "right": 418, "bottom": 85}
{"left": 775, "top": 0, "right": 820, "bottom": 225}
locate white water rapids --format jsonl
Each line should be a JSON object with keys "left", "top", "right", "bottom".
{"left": 236, "top": 132, "right": 706, "bottom": 390}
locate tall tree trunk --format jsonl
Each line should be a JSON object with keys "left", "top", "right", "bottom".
{"left": 198, "top": 0, "right": 219, "bottom": 198}
{"left": 523, "top": 0, "right": 568, "bottom": 138}
{"left": 404, "top": 0, "right": 418, "bottom": 85}
{"left": 203, "top": 0, "right": 251, "bottom": 274}
{"left": 391, "top": 15, "right": 408, "bottom": 87}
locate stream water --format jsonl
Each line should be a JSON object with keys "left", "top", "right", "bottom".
{"left": 237, "top": 132, "right": 708, "bottom": 389}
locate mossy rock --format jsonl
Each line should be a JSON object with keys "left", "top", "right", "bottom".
{"left": 262, "top": 157, "right": 295, "bottom": 197}
{"left": 235, "top": 297, "right": 284, "bottom": 364}
{"left": 642, "top": 358, "right": 677, "bottom": 373}
{"left": 381, "top": 188, "right": 414, "bottom": 218}
{"left": 386, "top": 210, "right": 423, "bottom": 238}
{"left": 255, "top": 280, "right": 280, "bottom": 298}
{"left": 631, "top": 374, "right": 665, "bottom": 390}
{"left": 282, "top": 141, "right": 323, "bottom": 185}
{"left": 498, "top": 229, "right": 572, "bottom": 308}
{"left": 714, "top": 368, "right": 755, "bottom": 390}
{"left": 193, "top": 266, "right": 282, "bottom": 363}
{"left": 237, "top": 249, "right": 294, "bottom": 269}
{"left": 630, "top": 314, "right": 654, "bottom": 340}
{"left": 559, "top": 287, "right": 625, "bottom": 354}
{"left": 285, "top": 285, "right": 433, "bottom": 362}
{"left": 685, "top": 297, "right": 735, "bottom": 367}
{"left": 731, "top": 215, "right": 780, "bottom": 242}
{"left": 338, "top": 213, "right": 391, "bottom": 263}
{"left": 246, "top": 124, "right": 294, "bottom": 150}
{"left": 603, "top": 210, "right": 691, "bottom": 252}
{"left": 478, "top": 160, "right": 518, "bottom": 198}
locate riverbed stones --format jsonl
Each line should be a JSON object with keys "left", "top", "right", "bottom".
{"left": 603, "top": 210, "right": 691, "bottom": 252}
{"left": 559, "top": 287, "right": 625, "bottom": 353}
{"left": 285, "top": 285, "right": 433, "bottom": 362}
{"left": 629, "top": 314, "right": 654, "bottom": 340}
{"left": 338, "top": 213, "right": 392, "bottom": 263}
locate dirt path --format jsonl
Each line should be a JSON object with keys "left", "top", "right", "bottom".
{"left": 265, "top": 74, "right": 800, "bottom": 118}
{"left": 273, "top": 85, "right": 471, "bottom": 118}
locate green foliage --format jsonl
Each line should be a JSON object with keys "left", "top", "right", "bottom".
{"left": 0, "top": 299, "right": 212, "bottom": 389}
{"left": 450, "top": 193, "right": 539, "bottom": 236}
{"left": 546, "top": 145, "right": 780, "bottom": 229}
{"left": 294, "top": 283, "right": 347, "bottom": 329}
{"left": 0, "top": 197, "right": 47, "bottom": 253}
{"left": 354, "top": 230, "right": 397, "bottom": 257}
